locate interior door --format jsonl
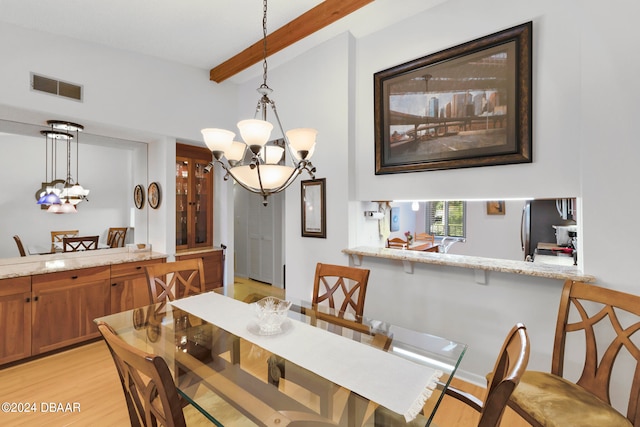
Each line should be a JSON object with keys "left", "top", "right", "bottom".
{"left": 248, "top": 193, "right": 275, "bottom": 284}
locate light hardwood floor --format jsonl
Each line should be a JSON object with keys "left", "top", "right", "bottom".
{"left": 0, "top": 278, "right": 527, "bottom": 427}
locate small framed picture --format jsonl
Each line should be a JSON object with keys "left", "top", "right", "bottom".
{"left": 301, "top": 178, "right": 326, "bottom": 238}
{"left": 148, "top": 182, "right": 161, "bottom": 209}
{"left": 133, "top": 184, "right": 145, "bottom": 209}
{"left": 486, "top": 201, "right": 506, "bottom": 215}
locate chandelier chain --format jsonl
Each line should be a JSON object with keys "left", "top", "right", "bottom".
{"left": 261, "top": 0, "right": 268, "bottom": 88}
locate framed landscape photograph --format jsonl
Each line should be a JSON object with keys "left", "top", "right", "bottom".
{"left": 301, "top": 178, "right": 326, "bottom": 238}
{"left": 374, "top": 22, "right": 532, "bottom": 174}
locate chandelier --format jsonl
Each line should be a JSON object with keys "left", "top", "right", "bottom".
{"left": 201, "top": 0, "right": 317, "bottom": 206}
{"left": 35, "top": 120, "right": 89, "bottom": 213}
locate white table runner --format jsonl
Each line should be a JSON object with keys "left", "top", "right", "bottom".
{"left": 171, "top": 292, "right": 442, "bottom": 422}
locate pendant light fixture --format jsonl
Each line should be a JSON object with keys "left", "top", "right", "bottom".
{"left": 36, "top": 120, "right": 89, "bottom": 213}
{"left": 201, "top": 0, "right": 317, "bottom": 206}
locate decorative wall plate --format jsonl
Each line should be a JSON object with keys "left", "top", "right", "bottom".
{"left": 133, "top": 184, "right": 145, "bottom": 209}
{"left": 148, "top": 182, "right": 161, "bottom": 209}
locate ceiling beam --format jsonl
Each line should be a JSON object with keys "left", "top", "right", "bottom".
{"left": 209, "top": 0, "right": 374, "bottom": 83}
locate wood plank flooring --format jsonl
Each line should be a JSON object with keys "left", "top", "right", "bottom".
{"left": 0, "top": 278, "right": 528, "bottom": 426}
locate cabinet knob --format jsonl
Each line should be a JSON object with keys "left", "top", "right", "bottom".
{"left": 33, "top": 296, "right": 39, "bottom": 302}
{"left": 26, "top": 297, "right": 31, "bottom": 303}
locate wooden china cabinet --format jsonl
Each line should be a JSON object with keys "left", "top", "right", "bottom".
{"left": 176, "top": 143, "right": 213, "bottom": 250}
{"left": 175, "top": 143, "right": 224, "bottom": 290}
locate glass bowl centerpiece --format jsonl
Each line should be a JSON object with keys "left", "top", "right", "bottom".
{"left": 251, "top": 296, "right": 292, "bottom": 335}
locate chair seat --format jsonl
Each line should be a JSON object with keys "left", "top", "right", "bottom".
{"left": 509, "top": 371, "right": 632, "bottom": 427}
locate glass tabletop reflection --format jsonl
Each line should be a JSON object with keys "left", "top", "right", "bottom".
{"left": 96, "top": 296, "right": 466, "bottom": 426}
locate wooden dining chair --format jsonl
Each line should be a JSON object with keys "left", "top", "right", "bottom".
{"left": 414, "top": 232, "right": 435, "bottom": 243}
{"left": 51, "top": 229, "right": 79, "bottom": 252}
{"left": 145, "top": 258, "right": 206, "bottom": 303}
{"left": 386, "top": 237, "right": 407, "bottom": 248}
{"left": 96, "top": 321, "right": 187, "bottom": 427}
{"left": 13, "top": 235, "right": 26, "bottom": 257}
{"left": 107, "top": 227, "right": 128, "bottom": 248}
{"left": 432, "top": 323, "right": 529, "bottom": 427}
{"left": 507, "top": 280, "right": 640, "bottom": 427}
{"left": 312, "top": 263, "right": 370, "bottom": 318}
{"left": 62, "top": 235, "right": 99, "bottom": 252}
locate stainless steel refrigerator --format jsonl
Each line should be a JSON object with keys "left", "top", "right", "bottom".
{"left": 521, "top": 199, "right": 576, "bottom": 260}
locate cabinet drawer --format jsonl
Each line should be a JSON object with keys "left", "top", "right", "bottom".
{"left": 111, "top": 259, "right": 165, "bottom": 279}
{"left": 32, "top": 266, "right": 110, "bottom": 288}
{"left": 0, "top": 276, "right": 31, "bottom": 297}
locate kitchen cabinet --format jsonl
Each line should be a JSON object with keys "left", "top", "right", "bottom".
{"left": 176, "top": 143, "right": 213, "bottom": 251}
{"left": 0, "top": 276, "right": 32, "bottom": 365}
{"left": 110, "top": 258, "right": 166, "bottom": 314}
{"left": 31, "top": 266, "right": 111, "bottom": 355}
{"left": 176, "top": 249, "right": 224, "bottom": 291}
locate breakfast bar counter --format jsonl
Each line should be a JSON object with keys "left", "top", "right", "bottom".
{"left": 343, "top": 246, "right": 595, "bottom": 283}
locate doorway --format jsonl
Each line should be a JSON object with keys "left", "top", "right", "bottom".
{"left": 233, "top": 186, "right": 284, "bottom": 288}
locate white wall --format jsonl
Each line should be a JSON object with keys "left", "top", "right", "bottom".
{"left": 261, "top": 0, "right": 638, "bottom": 405}
{"left": 0, "top": 20, "right": 237, "bottom": 260}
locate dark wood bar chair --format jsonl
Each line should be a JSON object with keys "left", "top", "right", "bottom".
{"left": 507, "top": 280, "right": 639, "bottom": 427}
{"left": 145, "top": 258, "right": 206, "bottom": 303}
{"left": 13, "top": 235, "right": 26, "bottom": 257}
{"left": 62, "top": 235, "right": 99, "bottom": 252}
{"left": 386, "top": 237, "right": 407, "bottom": 248}
{"left": 96, "top": 321, "right": 187, "bottom": 427}
{"left": 312, "top": 262, "right": 370, "bottom": 318}
{"left": 107, "top": 227, "right": 128, "bottom": 248}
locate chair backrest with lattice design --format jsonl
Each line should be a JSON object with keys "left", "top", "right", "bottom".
{"left": 107, "top": 227, "right": 128, "bottom": 248}
{"left": 145, "top": 259, "right": 206, "bottom": 303}
{"left": 51, "top": 229, "right": 79, "bottom": 251}
{"left": 552, "top": 280, "right": 640, "bottom": 424}
{"left": 312, "top": 263, "right": 370, "bottom": 318}
{"left": 97, "top": 322, "right": 187, "bottom": 427}
{"left": 63, "top": 235, "right": 99, "bottom": 252}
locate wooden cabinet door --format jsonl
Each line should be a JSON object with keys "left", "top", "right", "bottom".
{"left": 0, "top": 277, "right": 32, "bottom": 365}
{"left": 110, "top": 258, "right": 165, "bottom": 314}
{"left": 176, "top": 250, "right": 223, "bottom": 291}
{"left": 176, "top": 143, "right": 213, "bottom": 251}
{"left": 31, "top": 266, "right": 110, "bottom": 355}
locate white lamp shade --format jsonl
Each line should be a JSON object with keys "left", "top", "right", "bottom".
{"left": 286, "top": 128, "right": 317, "bottom": 152}
{"left": 225, "top": 141, "right": 247, "bottom": 162}
{"left": 261, "top": 146, "right": 284, "bottom": 164}
{"left": 201, "top": 128, "right": 235, "bottom": 152}
{"left": 231, "top": 164, "right": 295, "bottom": 191}
{"left": 237, "top": 119, "right": 273, "bottom": 147}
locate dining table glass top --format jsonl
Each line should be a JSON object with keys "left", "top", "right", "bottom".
{"left": 96, "top": 293, "right": 467, "bottom": 426}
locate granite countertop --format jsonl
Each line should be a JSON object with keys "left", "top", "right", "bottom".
{"left": 0, "top": 248, "right": 167, "bottom": 280}
{"left": 343, "top": 246, "right": 595, "bottom": 282}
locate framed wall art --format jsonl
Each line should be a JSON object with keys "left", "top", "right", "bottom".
{"left": 133, "top": 184, "right": 145, "bottom": 209}
{"left": 486, "top": 201, "right": 506, "bottom": 215}
{"left": 301, "top": 178, "right": 326, "bottom": 238}
{"left": 148, "top": 182, "right": 161, "bottom": 209}
{"left": 374, "top": 22, "right": 532, "bottom": 174}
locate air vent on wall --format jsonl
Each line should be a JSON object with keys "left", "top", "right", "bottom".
{"left": 31, "top": 73, "right": 83, "bottom": 101}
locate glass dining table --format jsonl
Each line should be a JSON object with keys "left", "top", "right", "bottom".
{"left": 96, "top": 292, "right": 467, "bottom": 426}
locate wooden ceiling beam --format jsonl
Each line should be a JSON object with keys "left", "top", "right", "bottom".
{"left": 209, "top": 0, "right": 374, "bottom": 83}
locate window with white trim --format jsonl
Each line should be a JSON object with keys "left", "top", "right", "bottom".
{"left": 426, "top": 201, "right": 466, "bottom": 238}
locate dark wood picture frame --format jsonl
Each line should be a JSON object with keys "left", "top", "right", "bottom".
{"left": 374, "top": 22, "right": 532, "bottom": 174}
{"left": 301, "top": 178, "right": 326, "bottom": 238}
{"left": 133, "top": 184, "right": 145, "bottom": 209}
{"left": 148, "top": 182, "right": 161, "bottom": 209}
